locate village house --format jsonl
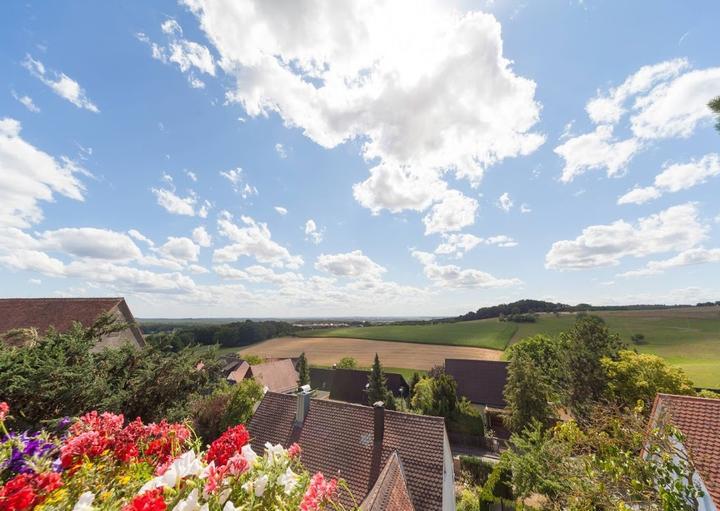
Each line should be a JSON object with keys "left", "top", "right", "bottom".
{"left": 647, "top": 393, "right": 720, "bottom": 511}
{"left": 227, "top": 358, "right": 299, "bottom": 394}
{"left": 0, "top": 297, "right": 145, "bottom": 349}
{"left": 310, "top": 367, "right": 410, "bottom": 405}
{"left": 248, "top": 390, "right": 455, "bottom": 511}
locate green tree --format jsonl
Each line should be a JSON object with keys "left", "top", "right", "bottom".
{"left": 191, "top": 378, "right": 264, "bottom": 443}
{"left": 602, "top": 350, "right": 695, "bottom": 411}
{"left": 296, "top": 352, "right": 310, "bottom": 388}
{"left": 710, "top": 96, "right": 720, "bottom": 132}
{"left": 408, "top": 372, "right": 421, "bottom": 399}
{"left": 241, "top": 354, "right": 263, "bottom": 365}
{"left": 631, "top": 333, "right": 646, "bottom": 345}
{"left": 367, "top": 353, "right": 395, "bottom": 409}
{"left": 410, "top": 377, "right": 435, "bottom": 414}
{"left": 336, "top": 356, "right": 357, "bottom": 369}
{"left": 432, "top": 373, "right": 457, "bottom": 417}
{"left": 563, "top": 315, "right": 623, "bottom": 421}
{"left": 504, "top": 351, "right": 555, "bottom": 433}
{"left": 506, "top": 334, "right": 567, "bottom": 400}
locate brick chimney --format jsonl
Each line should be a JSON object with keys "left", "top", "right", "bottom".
{"left": 373, "top": 401, "right": 385, "bottom": 445}
{"left": 296, "top": 385, "right": 312, "bottom": 426}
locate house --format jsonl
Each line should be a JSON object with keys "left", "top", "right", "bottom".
{"left": 248, "top": 391, "right": 455, "bottom": 511}
{"left": 227, "top": 358, "right": 298, "bottom": 394}
{"left": 647, "top": 394, "right": 720, "bottom": 511}
{"left": 310, "top": 367, "right": 410, "bottom": 405}
{"left": 0, "top": 297, "right": 145, "bottom": 349}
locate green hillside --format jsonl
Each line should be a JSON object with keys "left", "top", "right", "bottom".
{"left": 298, "top": 307, "right": 720, "bottom": 387}
{"left": 298, "top": 318, "right": 516, "bottom": 350}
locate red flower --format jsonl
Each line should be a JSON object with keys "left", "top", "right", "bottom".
{"left": 70, "top": 411, "right": 124, "bottom": 437}
{"left": 206, "top": 425, "right": 250, "bottom": 467}
{"left": 60, "top": 431, "right": 109, "bottom": 468}
{"left": 122, "top": 488, "right": 166, "bottom": 511}
{"left": 0, "top": 402, "right": 9, "bottom": 422}
{"left": 0, "top": 472, "right": 62, "bottom": 511}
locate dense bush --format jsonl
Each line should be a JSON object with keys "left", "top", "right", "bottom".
{"left": 0, "top": 316, "right": 222, "bottom": 431}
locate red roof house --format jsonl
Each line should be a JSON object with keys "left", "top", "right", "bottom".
{"left": 248, "top": 391, "right": 455, "bottom": 511}
{"left": 227, "top": 358, "right": 299, "bottom": 394}
{"left": 648, "top": 393, "right": 720, "bottom": 510}
{"left": 0, "top": 297, "right": 144, "bottom": 349}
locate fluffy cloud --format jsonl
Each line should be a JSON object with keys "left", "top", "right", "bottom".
{"left": 192, "top": 226, "right": 212, "bottom": 247}
{"left": 545, "top": 203, "right": 707, "bottom": 269}
{"left": 39, "top": 228, "right": 142, "bottom": 260}
{"left": 274, "top": 206, "right": 288, "bottom": 216}
{"left": 422, "top": 191, "right": 478, "bottom": 235}
{"left": 12, "top": 91, "right": 40, "bottom": 113}
{"left": 128, "top": 229, "right": 155, "bottom": 247}
{"left": 304, "top": 219, "right": 323, "bottom": 244}
{"left": 434, "top": 233, "right": 517, "bottom": 258}
{"left": 219, "top": 168, "right": 258, "bottom": 198}
{"left": 23, "top": 55, "right": 99, "bottom": 112}
{"left": 137, "top": 19, "right": 215, "bottom": 89}
{"left": 497, "top": 192, "right": 513, "bottom": 212}
{"left": 152, "top": 188, "right": 197, "bottom": 216}
{"left": 556, "top": 59, "right": 720, "bottom": 181}
{"left": 315, "top": 250, "right": 386, "bottom": 280}
{"left": 185, "top": 0, "right": 543, "bottom": 231}
{"left": 618, "top": 153, "right": 720, "bottom": 205}
{"left": 214, "top": 213, "right": 303, "bottom": 268}
{"left": 159, "top": 236, "right": 200, "bottom": 262}
{"left": 554, "top": 125, "right": 640, "bottom": 183}
{"left": 275, "top": 143, "right": 287, "bottom": 159}
{"left": 0, "top": 118, "right": 86, "bottom": 228}
{"left": 412, "top": 250, "right": 521, "bottom": 288}
{"left": 619, "top": 247, "right": 720, "bottom": 277}
{"left": 214, "top": 264, "right": 302, "bottom": 285}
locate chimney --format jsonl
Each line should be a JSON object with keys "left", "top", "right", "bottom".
{"left": 296, "top": 385, "right": 312, "bottom": 426}
{"left": 373, "top": 401, "right": 385, "bottom": 445}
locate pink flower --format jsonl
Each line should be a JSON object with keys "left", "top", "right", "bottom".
{"left": 0, "top": 401, "right": 9, "bottom": 421}
{"left": 288, "top": 443, "right": 302, "bottom": 459}
{"left": 300, "top": 473, "right": 338, "bottom": 511}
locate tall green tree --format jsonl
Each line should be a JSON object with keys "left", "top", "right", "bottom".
{"left": 709, "top": 96, "right": 720, "bottom": 132}
{"left": 432, "top": 373, "right": 458, "bottom": 417}
{"left": 506, "top": 334, "right": 567, "bottom": 400}
{"left": 504, "top": 351, "right": 555, "bottom": 433}
{"left": 367, "top": 353, "right": 395, "bottom": 409}
{"left": 296, "top": 352, "right": 310, "bottom": 388}
{"left": 408, "top": 372, "right": 421, "bottom": 399}
{"left": 563, "top": 315, "right": 623, "bottom": 421}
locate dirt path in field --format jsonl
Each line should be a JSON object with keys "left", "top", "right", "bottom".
{"left": 238, "top": 336, "right": 503, "bottom": 370}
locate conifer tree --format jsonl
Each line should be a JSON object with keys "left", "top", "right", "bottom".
{"left": 297, "top": 352, "right": 310, "bottom": 388}
{"left": 367, "top": 353, "right": 395, "bottom": 409}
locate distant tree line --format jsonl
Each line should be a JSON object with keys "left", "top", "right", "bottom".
{"left": 141, "top": 319, "right": 296, "bottom": 348}
{"left": 499, "top": 313, "right": 537, "bottom": 323}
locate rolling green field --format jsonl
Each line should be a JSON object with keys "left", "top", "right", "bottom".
{"left": 298, "top": 319, "right": 517, "bottom": 350}
{"left": 298, "top": 307, "right": 720, "bottom": 387}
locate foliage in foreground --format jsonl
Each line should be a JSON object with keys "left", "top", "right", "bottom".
{"left": 499, "top": 403, "right": 703, "bottom": 510}
{"left": 0, "top": 404, "right": 344, "bottom": 511}
{"left": 0, "top": 317, "right": 223, "bottom": 431}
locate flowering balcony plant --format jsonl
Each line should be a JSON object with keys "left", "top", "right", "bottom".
{"left": 0, "top": 403, "right": 346, "bottom": 511}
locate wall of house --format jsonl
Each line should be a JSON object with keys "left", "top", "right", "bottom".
{"left": 442, "top": 429, "right": 457, "bottom": 511}
{"left": 93, "top": 305, "right": 142, "bottom": 350}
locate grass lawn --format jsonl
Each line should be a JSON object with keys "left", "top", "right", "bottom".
{"left": 297, "top": 319, "right": 516, "bottom": 350}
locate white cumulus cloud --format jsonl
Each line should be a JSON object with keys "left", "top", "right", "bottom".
{"left": 315, "top": 250, "right": 386, "bottom": 280}
{"left": 23, "top": 55, "right": 99, "bottom": 112}
{"left": 412, "top": 250, "right": 521, "bottom": 288}
{"left": 192, "top": 226, "right": 212, "bottom": 247}
{"left": 422, "top": 190, "right": 478, "bottom": 235}
{"left": 304, "top": 219, "right": 324, "bottom": 244}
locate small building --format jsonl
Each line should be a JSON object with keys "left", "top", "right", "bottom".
{"left": 227, "top": 358, "right": 299, "bottom": 394}
{"left": 648, "top": 393, "right": 720, "bottom": 511}
{"left": 0, "top": 297, "right": 145, "bottom": 349}
{"left": 248, "top": 391, "right": 455, "bottom": 511}
{"left": 310, "top": 367, "right": 410, "bottom": 405}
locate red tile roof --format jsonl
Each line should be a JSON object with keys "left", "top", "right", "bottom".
{"left": 0, "top": 297, "right": 144, "bottom": 346}
{"left": 229, "top": 359, "right": 298, "bottom": 394}
{"left": 445, "top": 359, "right": 508, "bottom": 408}
{"left": 248, "top": 392, "right": 448, "bottom": 511}
{"left": 360, "top": 452, "right": 415, "bottom": 511}
{"left": 649, "top": 394, "right": 720, "bottom": 507}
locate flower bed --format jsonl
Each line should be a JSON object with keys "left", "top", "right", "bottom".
{"left": 0, "top": 403, "right": 343, "bottom": 511}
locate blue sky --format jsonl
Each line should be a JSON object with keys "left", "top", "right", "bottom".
{"left": 1, "top": 0, "right": 719, "bottom": 317}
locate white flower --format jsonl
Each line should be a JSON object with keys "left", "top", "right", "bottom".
{"left": 277, "top": 467, "right": 299, "bottom": 495}
{"left": 140, "top": 451, "right": 205, "bottom": 493}
{"left": 218, "top": 488, "right": 231, "bottom": 505}
{"left": 172, "top": 489, "right": 202, "bottom": 511}
{"left": 264, "top": 442, "right": 286, "bottom": 465}
{"left": 242, "top": 474, "right": 269, "bottom": 497}
{"left": 72, "top": 492, "right": 95, "bottom": 511}
{"left": 223, "top": 501, "right": 240, "bottom": 511}
{"left": 241, "top": 444, "right": 258, "bottom": 464}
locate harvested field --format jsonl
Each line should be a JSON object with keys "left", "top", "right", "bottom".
{"left": 237, "top": 336, "right": 502, "bottom": 370}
